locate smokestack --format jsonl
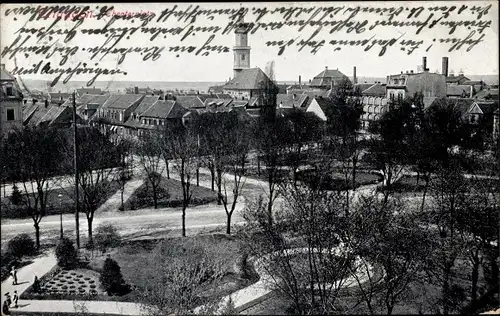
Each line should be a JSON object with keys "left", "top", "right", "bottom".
{"left": 353, "top": 66, "right": 357, "bottom": 84}
{"left": 422, "top": 57, "right": 428, "bottom": 71}
{"left": 299, "top": 75, "right": 301, "bottom": 87}
{"left": 134, "top": 86, "right": 139, "bottom": 94}
{"left": 442, "top": 57, "right": 449, "bottom": 77}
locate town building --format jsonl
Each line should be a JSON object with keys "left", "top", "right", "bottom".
{"left": 386, "top": 57, "right": 447, "bottom": 107}
{"left": 360, "top": 83, "right": 388, "bottom": 130}
{"left": 0, "top": 64, "right": 23, "bottom": 136}
{"left": 92, "top": 94, "right": 145, "bottom": 135}
{"left": 309, "top": 66, "right": 351, "bottom": 90}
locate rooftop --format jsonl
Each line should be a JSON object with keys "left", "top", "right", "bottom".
{"left": 223, "top": 68, "right": 277, "bottom": 90}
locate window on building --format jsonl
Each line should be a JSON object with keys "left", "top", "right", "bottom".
{"left": 7, "top": 109, "right": 15, "bottom": 121}
{"left": 6, "top": 86, "right": 13, "bottom": 96}
{"left": 241, "top": 54, "right": 245, "bottom": 61}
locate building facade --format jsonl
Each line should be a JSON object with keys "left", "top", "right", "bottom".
{"left": 0, "top": 64, "right": 23, "bottom": 136}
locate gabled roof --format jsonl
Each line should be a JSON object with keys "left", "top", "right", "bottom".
{"left": 310, "top": 96, "right": 335, "bottom": 118}
{"left": 473, "top": 89, "right": 499, "bottom": 100}
{"left": 25, "top": 104, "right": 69, "bottom": 126}
{"left": 77, "top": 88, "right": 104, "bottom": 95}
{"left": 175, "top": 96, "right": 205, "bottom": 109}
{"left": 61, "top": 94, "right": 110, "bottom": 108}
{"left": 204, "top": 98, "right": 233, "bottom": 108}
{"left": 310, "top": 68, "right": 350, "bottom": 87}
{"left": 100, "top": 94, "right": 144, "bottom": 110}
{"left": 447, "top": 85, "right": 471, "bottom": 97}
{"left": 446, "top": 74, "right": 470, "bottom": 83}
{"left": 276, "top": 94, "right": 309, "bottom": 108}
{"left": 184, "top": 94, "right": 212, "bottom": 102}
{"left": 355, "top": 83, "right": 374, "bottom": 93}
{"left": 214, "top": 93, "right": 232, "bottom": 99}
{"left": 132, "top": 95, "right": 160, "bottom": 115}
{"left": 361, "top": 84, "right": 386, "bottom": 97}
{"left": 141, "top": 100, "right": 176, "bottom": 118}
{"left": 0, "top": 68, "right": 16, "bottom": 81}
{"left": 222, "top": 68, "right": 277, "bottom": 90}
{"left": 23, "top": 103, "right": 40, "bottom": 124}
{"left": 475, "top": 101, "right": 498, "bottom": 115}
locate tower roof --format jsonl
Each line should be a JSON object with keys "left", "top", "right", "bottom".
{"left": 223, "top": 68, "right": 277, "bottom": 90}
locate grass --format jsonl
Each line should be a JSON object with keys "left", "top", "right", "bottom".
{"left": 126, "top": 176, "right": 218, "bottom": 210}
{"left": 1, "top": 180, "right": 122, "bottom": 219}
{"left": 86, "top": 234, "right": 257, "bottom": 304}
{"left": 388, "top": 175, "right": 500, "bottom": 194}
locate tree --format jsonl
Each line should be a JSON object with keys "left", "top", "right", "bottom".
{"left": 100, "top": 257, "right": 128, "bottom": 296}
{"left": 137, "top": 238, "right": 226, "bottom": 315}
{"left": 251, "top": 114, "right": 289, "bottom": 227}
{"left": 349, "top": 196, "right": 431, "bottom": 315}
{"left": 10, "top": 185, "right": 23, "bottom": 206}
{"left": 64, "top": 126, "right": 118, "bottom": 245}
{"left": 164, "top": 121, "right": 199, "bottom": 237}
{"left": 326, "top": 78, "right": 364, "bottom": 199}
{"left": 282, "top": 109, "right": 323, "bottom": 186}
{"left": 94, "top": 224, "right": 121, "bottom": 254}
{"left": 425, "top": 162, "right": 469, "bottom": 314}
{"left": 242, "top": 165, "right": 353, "bottom": 314}
{"left": 3, "top": 126, "right": 65, "bottom": 248}
{"left": 219, "top": 112, "right": 251, "bottom": 235}
{"left": 56, "top": 237, "right": 77, "bottom": 269}
{"left": 116, "top": 138, "right": 132, "bottom": 211}
{"left": 136, "top": 131, "right": 164, "bottom": 209}
{"left": 6, "top": 233, "right": 36, "bottom": 259}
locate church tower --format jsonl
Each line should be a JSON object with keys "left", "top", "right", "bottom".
{"left": 233, "top": 21, "right": 251, "bottom": 78}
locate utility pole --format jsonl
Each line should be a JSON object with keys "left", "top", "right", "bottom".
{"left": 72, "top": 91, "right": 80, "bottom": 248}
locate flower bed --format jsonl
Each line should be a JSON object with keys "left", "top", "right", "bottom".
{"left": 21, "top": 266, "right": 104, "bottom": 300}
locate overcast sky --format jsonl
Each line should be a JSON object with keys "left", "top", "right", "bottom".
{"left": 1, "top": 1, "right": 498, "bottom": 83}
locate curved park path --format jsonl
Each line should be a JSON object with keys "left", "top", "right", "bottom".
{"left": 1, "top": 163, "right": 384, "bottom": 315}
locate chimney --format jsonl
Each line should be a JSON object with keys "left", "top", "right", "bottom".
{"left": 0, "top": 63, "right": 6, "bottom": 71}
{"left": 134, "top": 86, "right": 139, "bottom": 94}
{"left": 422, "top": 56, "right": 428, "bottom": 71}
{"left": 401, "top": 71, "right": 403, "bottom": 74}
{"left": 470, "top": 85, "right": 474, "bottom": 98}
{"left": 299, "top": 75, "right": 301, "bottom": 87}
{"left": 353, "top": 66, "right": 357, "bottom": 84}
{"left": 410, "top": 70, "right": 414, "bottom": 74}
{"left": 442, "top": 57, "right": 449, "bottom": 77}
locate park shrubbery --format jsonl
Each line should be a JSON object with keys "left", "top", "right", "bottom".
{"left": 6, "top": 233, "right": 36, "bottom": 258}
{"left": 94, "top": 224, "right": 121, "bottom": 254}
{"left": 100, "top": 258, "right": 130, "bottom": 296}
{"left": 55, "top": 237, "right": 77, "bottom": 269}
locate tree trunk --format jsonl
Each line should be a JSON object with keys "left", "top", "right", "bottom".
{"left": 443, "top": 265, "right": 451, "bottom": 315}
{"left": 257, "top": 158, "right": 261, "bottom": 176}
{"left": 87, "top": 218, "right": 93, "bottom": 245}
{"left": 153, "top": 186, "right": 158, "bottom": 209}
{"left": 471, "top": 259, "right": 479, "bottom": 303}
{"left": 216, "top": 171, "right": 222, "bottom": 205}
{"left": 420, "top": 175, "right": 430, "bottom": 213}
{"left": 120, "top": 188, "right": 125, "bottom": 211}
{"left": 166, "top": 160, "right": 170, "bottom": 179}
{"left": 226, "top": 212, "right": 232, "bottom": 235}
{"left": 182, "top": 204, "right": 187, "bottom": 237}
{"left": 196, "top": 167, "right": 199, "bottom": 187}
{"left": 34, "top": 223, "right": 40, "bottom": 249}
{"left": 210, "top": 167, "right": 215, "bottom": 191}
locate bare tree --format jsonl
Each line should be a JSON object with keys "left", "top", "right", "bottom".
{"left": 116, "top": 138, "right": 132, "bottom": 211}
{"left": 136, "top": 131, "right": 164, "bottom": 209}
{"left": 219, "top": 113, "right": 251, "bottom": 234}
{"left": 3, "top": 126, "right": 65, "bottom": 248}
{"left": 242, "top": 163, "right": 353, "bottom": 314}
{"left": 63, "top": 126, "right": 118, "bottom": 245}
{"left": 349, "top": 196, "right": 431, "bottom": 315}
{"left": 164, "top": 121, "right": 198, "bottom": 237}
{"left": 137, "top": 238, "right": 226, "bottom": 315}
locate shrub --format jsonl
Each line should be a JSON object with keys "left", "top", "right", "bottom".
{"left": 55, "top": 237, "right": 77, "bottom": 269}
{"left": 94, "top": 224, "right": 121, "bottom": 254}
{"left": 7, "top": 233, "right": 36, "bottom": 258}
{"left": 10, "top": 185, "right": 23, "bottom": 206}
{"left": 99, "top": 258, "right": 129, "bottom": 296}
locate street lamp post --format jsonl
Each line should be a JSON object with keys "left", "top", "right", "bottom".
{"left": 58, "top": 195, "right": 63, "bottom": 239}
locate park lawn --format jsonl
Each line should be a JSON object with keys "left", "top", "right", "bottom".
{"left": 126, "top": 176, "right": 218, "bottom": 210}
{"left": 389, "top": 175, "right": 500, "bottom": 194}
{"left": 1, "top": 180, "right": 122, "bottom": 219}
{"left": 86, "top": 234, "right": 258, "bottom": 305}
